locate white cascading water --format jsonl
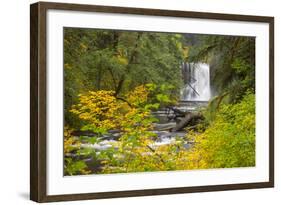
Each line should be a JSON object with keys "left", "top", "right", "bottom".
{"left": 180, "top": 62, "right": 211, "bottom": 101}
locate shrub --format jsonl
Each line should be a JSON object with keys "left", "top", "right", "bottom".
{"left": 185, "top": 92, "right": 255, "bottom": 169}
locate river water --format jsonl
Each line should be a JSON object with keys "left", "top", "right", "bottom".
{"left": 69, "top": 62, "right": 211, "bottom": 170}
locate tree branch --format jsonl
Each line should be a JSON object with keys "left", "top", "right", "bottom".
{"left": 115, "top": 96, "right": 133, "bottom": 108}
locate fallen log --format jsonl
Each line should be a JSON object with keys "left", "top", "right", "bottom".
{"left": 153, "top": 122, "right": 176, "bottom": 131}
{"left": 166, "top": 106, "right": 186, "bottom": 122}
{"left": 172, "top": 112, "right": 204, "bottom": 132}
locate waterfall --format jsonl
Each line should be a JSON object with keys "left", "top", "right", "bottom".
{"left": 180, "top": 62, "right": 211, "bottom": 101}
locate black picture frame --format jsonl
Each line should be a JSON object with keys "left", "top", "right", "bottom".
{"left": 30, "top": 1, "right": 274, "bottom": 202}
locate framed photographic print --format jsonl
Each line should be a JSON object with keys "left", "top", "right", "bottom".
{"left": 30, "top": 1, "right": 274, "bottom": 202}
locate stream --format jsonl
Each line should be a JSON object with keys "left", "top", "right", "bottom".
{"left": 68, "top": 62, "right": 211, "bottom": 171}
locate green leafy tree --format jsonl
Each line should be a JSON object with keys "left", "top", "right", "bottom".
{"left": 64, "top": 28, "right": 185, "bottom": 127}
{"left": 187, "top": 34, "right": 255, "bottom": 102}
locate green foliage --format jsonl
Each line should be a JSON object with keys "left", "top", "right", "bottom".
{"left": 63, "top": 126, "right": 91, "bottom": 175}
{"left": 186, "top": 92, "right": 255, "bottom": 169}
{"left": 187, "top": 34, "right": 255, "bottom": 102}
{"left": 64, "top": 28, "right": 185, "bottom": 128}
{"left": 64, "top": 158, "right": 88, "bottom": 176}
{"left": 145, "top": 83, "right": 177, "bottom": 108}
{"left": 63, "top": 29, "right": 256, "bottom": 175}
{"left": 203, "top": 92, "right": 230, "bottom": 124}
{"left": 64, "top": 85, "right": 191, "bottom": 174}
{"left": 64, "top": 89, "right": 256, "bottom": 174}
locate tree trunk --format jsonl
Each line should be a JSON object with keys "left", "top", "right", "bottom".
{"left": 114, "top": 33, "right": 143, "bottom": 96}
{"left": 172, "top": 112, "right": 203, "bottom": 132}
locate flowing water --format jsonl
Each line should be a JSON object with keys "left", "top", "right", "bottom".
{"left": 71, "top": 62, "right": 211, "bottom": 170}
{"left": 180, "top": 62, "right": 211, "bottom": 101}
